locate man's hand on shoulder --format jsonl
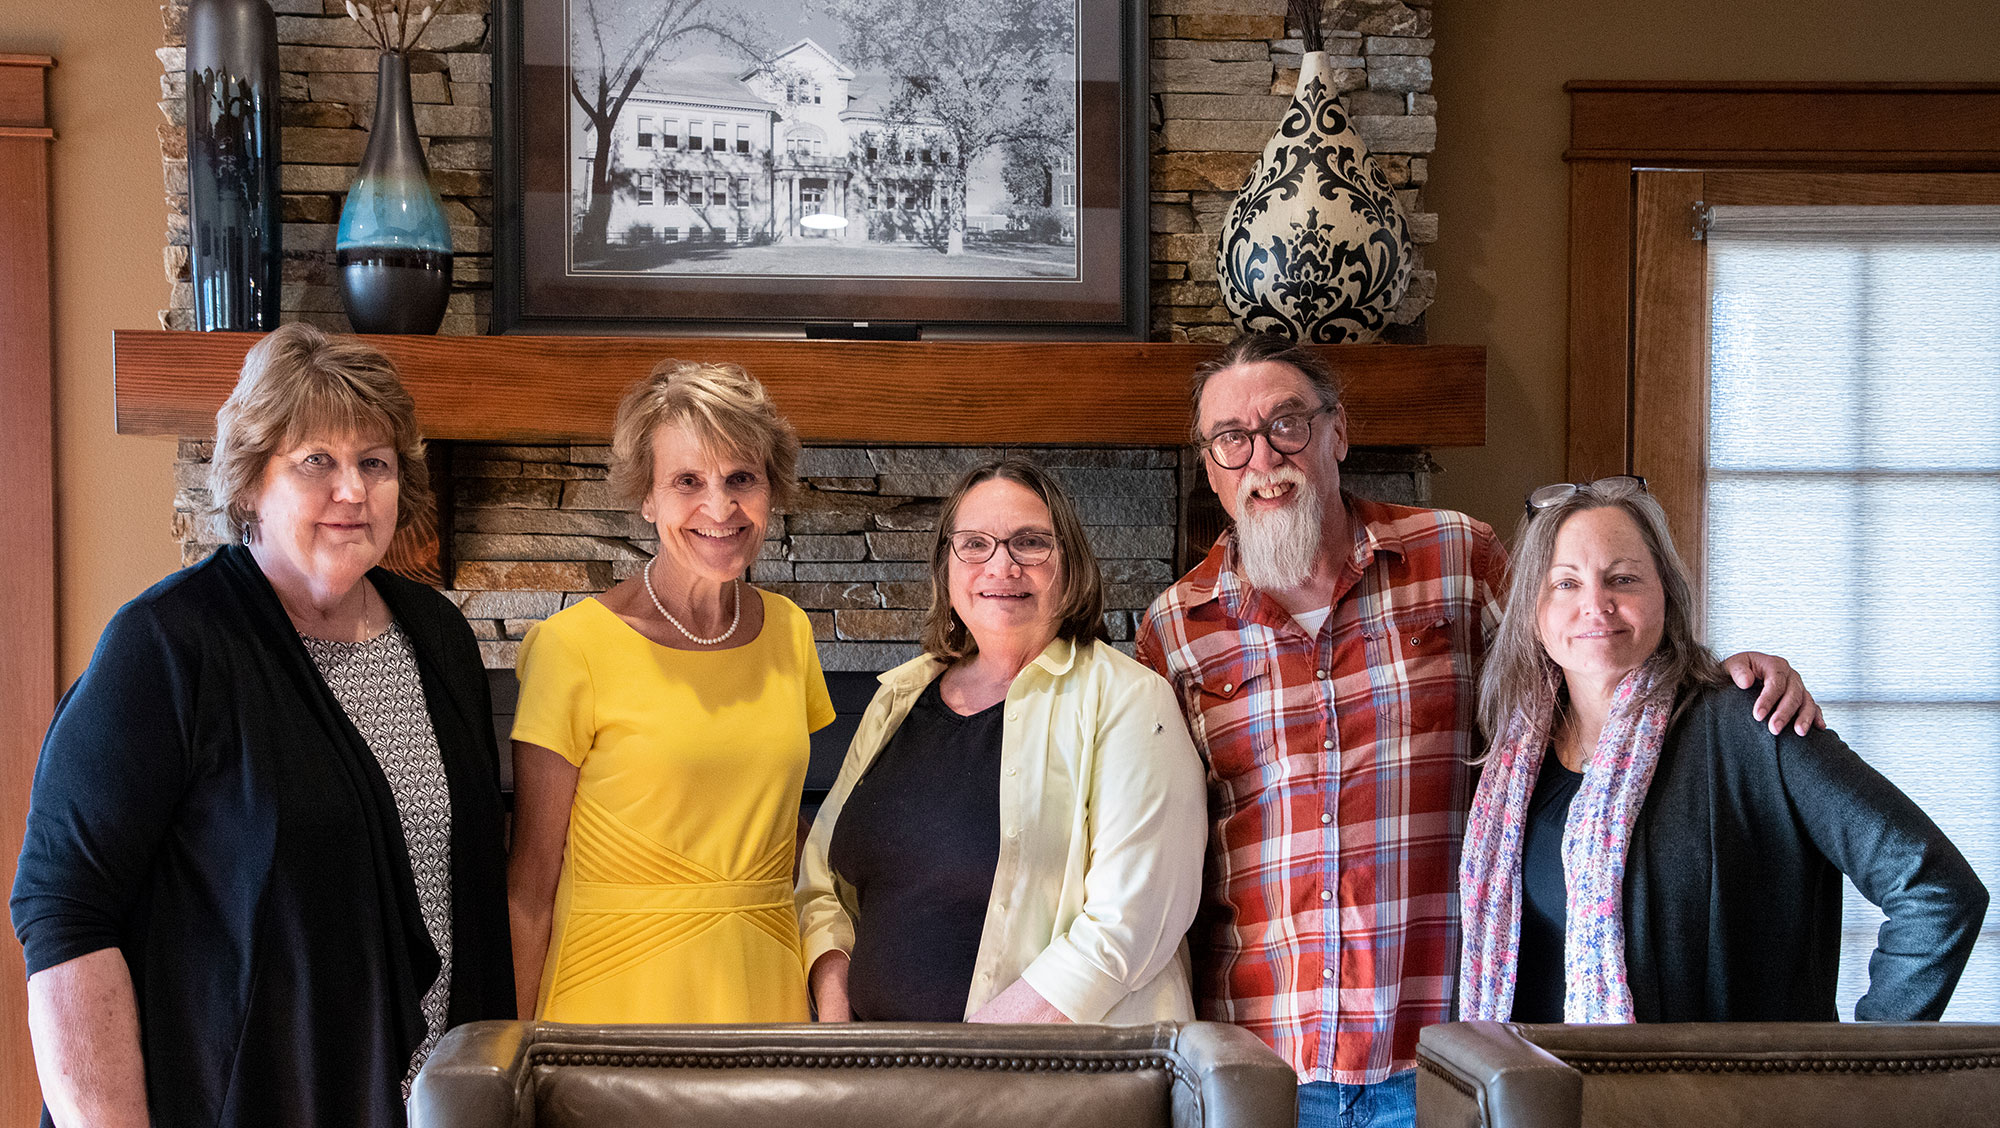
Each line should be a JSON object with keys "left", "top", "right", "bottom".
{"left": 1720, "top": 651, "right": 1824, "bottom": 736}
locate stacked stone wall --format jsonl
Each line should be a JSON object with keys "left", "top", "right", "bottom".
{"left": 174, "top": 441, "right": 1182, "bottom": 669}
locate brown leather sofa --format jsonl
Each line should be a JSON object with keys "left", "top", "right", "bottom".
{"left": 1416, "top": 1021, "right": 2000, "bottom": 1128}
{"left": 412, "top": 1021, "right": 1298, "bottom": 1128}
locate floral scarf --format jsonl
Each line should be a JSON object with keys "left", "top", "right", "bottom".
{"left": 1459, "top": 658, "right": 1675, "bottom": 1023}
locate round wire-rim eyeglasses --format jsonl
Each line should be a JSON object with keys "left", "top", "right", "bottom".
{"left": 947, "top": 530, "right": 1058, "bottom": 566}
{"left": 1198, "top": 406, "right": 1333, "bottom": 471}
{"left": 1523, "top": 474, "right": 1649, "bottom": 517}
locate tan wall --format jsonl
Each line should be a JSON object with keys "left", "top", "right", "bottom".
{"left": 3, "top": 0, "right": 178, "bottom": 684}
{"left": 1425, "top": 0, "right": 2000, "bottom": 543}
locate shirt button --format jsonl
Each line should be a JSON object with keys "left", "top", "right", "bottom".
{"left": 1006, "top": 767, "right": 1017, "bottom": 776}
{"left": 1410, "top": 636, "right": 1423, "bottom": 646}
{"left": 1315, "top": 669, "right": 1327, "bottom": 680}
{"left": 1321, "top": 968, "right": 1333, "bottom": 979}
{"left": 1222, "top": 682, "right": 1234, "bottom": 693}
{"left": 1322, "top": 739, "right": 1333, "bottom": 750}
{"left": 1320, "top": 813, "right": 1332, "bottom": 824}
{"left": 1007, "top": 828, "right": 1019, "bottom": 839}
{"left": 1320, "top": 890, "right": 1332, "bottom": 901}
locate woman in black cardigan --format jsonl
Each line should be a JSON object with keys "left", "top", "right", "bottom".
{"left": 11, "top": 324, "right": 512, "bottom": 1128}
{"left": 1458, "top": 477, "right": 1986, "bottom": 1024}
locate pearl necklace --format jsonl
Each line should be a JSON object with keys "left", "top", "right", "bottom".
{"left": 643, "top": 557, "right": 741, "bottom": 645}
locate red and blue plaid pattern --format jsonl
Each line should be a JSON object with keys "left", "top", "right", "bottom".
{"left": 1137, "top": 496, "right": 1506, "bottom": 1084}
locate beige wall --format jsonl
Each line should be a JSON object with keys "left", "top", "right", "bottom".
{"left": 3, "top": 0, "right": 178, "bottom": 683}
{"left": 11, "top": 0, "right": 2000, "bottom": 682}
{"left": 1426, "top": 0, "right": 2000, "bottom": 543}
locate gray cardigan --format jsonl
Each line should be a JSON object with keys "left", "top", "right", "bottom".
{"left": 1622, "top": 684, "right": 1987, "bottom": 1022}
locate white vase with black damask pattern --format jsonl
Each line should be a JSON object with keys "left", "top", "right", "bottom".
{"left": 1216, "top": 51, "right": 1412, "bottom": 343}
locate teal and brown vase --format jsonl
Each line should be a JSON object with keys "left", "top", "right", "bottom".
{"left": 1216, "top": 50, "right": 1412, "bottom": 343}
{"left": 336, "top": 52, "right": 453, "bottom": 334}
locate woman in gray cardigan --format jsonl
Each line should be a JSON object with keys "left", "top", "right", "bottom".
{"left": 1457, "top": 477, "right": 1985, "bottom": 1024}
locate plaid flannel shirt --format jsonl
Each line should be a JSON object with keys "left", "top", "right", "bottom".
{"left": 1136, "top": 495, "right": 1506, "bottom": 1085}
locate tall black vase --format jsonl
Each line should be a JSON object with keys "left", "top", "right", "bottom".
{"left": 186, "top": 0, "right": 282, "bottom": 331}
{"left": 336, "top": 53, "right": 453, "bottom": 335}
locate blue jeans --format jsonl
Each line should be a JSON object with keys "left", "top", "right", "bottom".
{"left": 1296, "top": 1072, "right": 1416, "bottom": 1128}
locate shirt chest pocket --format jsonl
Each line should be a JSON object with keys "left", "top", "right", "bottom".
{"left": 1368, "top": 612, "right": 1467, "bottom": 737}
{"left": 1188, "top": 657, "right": 1277, "bottom": 780}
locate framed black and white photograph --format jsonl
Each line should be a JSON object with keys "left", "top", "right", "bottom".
{"left": 493, "top": 0, "right": 1146, "bottom": 336}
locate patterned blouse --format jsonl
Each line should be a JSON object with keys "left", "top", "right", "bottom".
{"left": 301, "top": 623, "right": 454, "bottom": 1092}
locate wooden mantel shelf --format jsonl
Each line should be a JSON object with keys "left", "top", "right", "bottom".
{"left": 113, "top": 331, "right": 1486, "bottom": 447}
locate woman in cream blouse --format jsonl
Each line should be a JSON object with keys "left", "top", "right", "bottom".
{"left": 797, "top": 458, "right": 1206, "bottom": 1024}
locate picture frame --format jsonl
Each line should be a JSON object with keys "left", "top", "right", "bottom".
{"left": 490, "top": 0, "right": 1148, "bottom": 338}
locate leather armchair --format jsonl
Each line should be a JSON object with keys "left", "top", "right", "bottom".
{"left": 412, "top": 1021, "right": 1297, "bottom": 1128}
{"left": 1416, "top": 1021, "right": 2000, "bottom": 1128}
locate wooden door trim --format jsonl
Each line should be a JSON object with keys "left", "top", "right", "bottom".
{"left": 1628, "top": 171, "right": 1709, "bottom": 586}
{"left": 0, "top": 51, "right": 54, "bottom": 1125}
{"left": 1565, "top": 158, "right": 1635, "bottom": 482}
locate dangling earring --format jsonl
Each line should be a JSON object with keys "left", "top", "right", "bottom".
{"left": 241, "top": 522, "right": 253, "bottom": 547}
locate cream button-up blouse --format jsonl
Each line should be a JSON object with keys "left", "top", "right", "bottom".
{"left": 796, "top": 637, "right": 1208, "bottom": 1023}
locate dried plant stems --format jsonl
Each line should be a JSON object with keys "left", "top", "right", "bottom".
{"left": 344, "top": 0, "right": 445, "bottom": 56}
{"left": 1287, "top": 0, "right": 1325, "bottom": 55}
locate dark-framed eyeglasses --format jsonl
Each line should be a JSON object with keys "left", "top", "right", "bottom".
{"left": 1198, "top": 406, "right": 1333, "bottom": 471}
{"left": 947, "top": 530, "right": 1058, "bottom": 566}
{"left": 1523, "top": 475, "right": 1649, "bottom": 517}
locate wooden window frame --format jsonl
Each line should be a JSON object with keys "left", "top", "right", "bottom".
{"left": 1565, "top": 82, "right": 2000, "bottom": 578}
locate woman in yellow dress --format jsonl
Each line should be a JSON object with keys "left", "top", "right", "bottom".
{"left": 506, "top": 361, "right": 834, "bottom": 1022}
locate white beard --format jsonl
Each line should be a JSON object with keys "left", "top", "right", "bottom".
{"left": 1234, "top": 468, "right": 1323, "bottom": 593}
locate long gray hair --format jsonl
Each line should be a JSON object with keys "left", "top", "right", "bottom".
{"left": 1476, "top": 485, "right": 1726, "bottom": 741}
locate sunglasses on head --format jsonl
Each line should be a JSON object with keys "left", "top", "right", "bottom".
{"left": 1522, "top": 475, "right": 1649, "bottom": 517}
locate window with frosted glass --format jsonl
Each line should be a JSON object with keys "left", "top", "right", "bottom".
{"left": 1705, "top": 205, "right": 2000, "bottom": 1020}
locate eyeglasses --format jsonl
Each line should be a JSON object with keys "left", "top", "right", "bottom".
{"left": 1523, "top": 475, "right": 1649, "bottom": 517}
{"left": 947, "top": 530, "right": 1058, "bottom": 566}
{"left": 1198, "top": 406, "right": 1333, "bottom": 471}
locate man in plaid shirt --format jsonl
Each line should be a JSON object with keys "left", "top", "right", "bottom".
{"left": 1137, "top": 333, "right": 1815, "bottom": 1128}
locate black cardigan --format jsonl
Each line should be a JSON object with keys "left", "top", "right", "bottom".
{"left": 1622, "top": 684, "right": 1987, "bottom": 1022}
{"left": 11, "top": 546, "right": 514, "bottom": 1128}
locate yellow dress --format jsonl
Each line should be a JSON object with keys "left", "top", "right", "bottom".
{"left": 512, "top": 590, "right": 834, "bottom": 1022}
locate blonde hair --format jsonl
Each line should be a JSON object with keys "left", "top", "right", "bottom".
{"left": 209, "top": 323, "right": 431, "bottom": 542}
{"left": 608, "top": 360, "right": 800, "bottom": 509}
{"left": 1477, "top": 486, "right": 1725, "bottom": 741}
{"left": 920, "top": 458, "right": 1108, "bottom": 660}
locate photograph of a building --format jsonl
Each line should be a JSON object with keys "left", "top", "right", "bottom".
{"left": 566, "top": 0, "right": 1080, "bottom": 279}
